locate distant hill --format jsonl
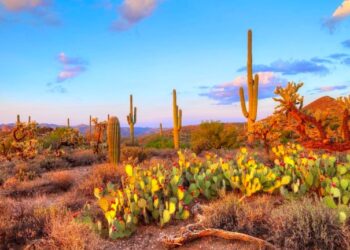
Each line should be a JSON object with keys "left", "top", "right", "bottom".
{"left": 0, "top": 123, "right": 157, "bottom": 137}
{"left": 303, "top": 96, "right": 343, "bottom": 115}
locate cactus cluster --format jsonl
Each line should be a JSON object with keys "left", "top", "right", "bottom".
{"left": 172, "top": 89, "right": 182, "bottom": 149}
{"left": 127, "top": 95, "right": 137, "bottom": 145}
{"left": 239, "top": 29, "right": 259, "bottom": 144}
{"left": 107, "top": 116, "right": 121, "bottom": 165}
{"left": 94, "top": 147, "right": 292, "bottom": 238}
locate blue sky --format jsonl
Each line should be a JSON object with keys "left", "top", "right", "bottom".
{"left": 0, "top": 0, "right": 350, "bottom": 127}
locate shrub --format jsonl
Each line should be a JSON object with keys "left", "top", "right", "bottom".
{"left": 271, "top": 198, "right": 348, "bottom": 250}
{"left": 121, "top": 146, "right": 153, "bottom": 164}
{"left": 191, "top": 121, "right": 239, "bottom": 153}
{"left": 201, "top": 194, "right": 239, "bottom": 231}
{"left": 145, "top": 136, "right": 174, "bottom": 149}
{"left": 40, "top": 128, "right": 84, "bottom": 151}
{"left": 77, "top": 164, "right": 122, "bottom": 198}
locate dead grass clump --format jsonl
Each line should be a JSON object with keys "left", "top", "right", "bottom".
{"left": 122, "top": 146, "right": 154, "bottom": 164}
{"left": 37, "top": 210, "right": 103, "bottom": 250}
{"left": 201, "top": 194, "right": 240, "bottom": 231}
{"left": 0, "top": 199, "right": 46, "bottom": 249}
{"left": 6, "top": 171, "right": 74, "bottom": 198}
{"left": 237, "top": 195, "right": 276, "bottom": 238}
{"left": 77, "top": 163, "right": 122, "bottom": 198}
{"left": 63, "top": 150, "right": 103, "bottom": 167}
{"left": 39, "top": 157, "right": 70, "bottom": 171}
{"left": 270, "top": 198, "right": 348, "bottom": 250}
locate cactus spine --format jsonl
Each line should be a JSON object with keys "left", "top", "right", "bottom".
{"left": 107, "top": 116, "right": 121, "bottom": 165}
{"left": 239, "top": 29, "right": 259, "bottom": 144}
{"left": 172, "top": 89, "right": 182, "bottom": 150}
{"left": 160, "top": 123, "right": 163, "bottom": 137}
{"left": 127, "top": 95, "right": 137, "bottom": 145}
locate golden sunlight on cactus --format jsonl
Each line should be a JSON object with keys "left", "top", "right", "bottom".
{"left": 239, "top": 30, "right": 259, "bottom": 145}
{"left": 107, "top": 116, "right": 121, "bottom": 165}
{"left": 127, "top": 95, "right": 137, "bottom": 145}
{"left": 172, "top": 89, "right": 182, "bottom": 150}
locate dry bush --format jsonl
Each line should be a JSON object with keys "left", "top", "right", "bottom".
{"left": 0, "top": 198, "right": 47, "bottom": 249}
{"left": 36, "top": 210, "right": 103, "bottom": 250}
{"left": 270, "top": 198, "right": 348, "bottom": 250}
{"left": 77, "top": 163, "right": 122, "bottom": 198}
{"left": 121, "top": 146, "right": 153, "bottom": 164}
{"left": 237, "top": 195, "right": 277, "bottom": 238}
{"left": 201, "top": 194, "right": 240, "bottom": 231}
{"left": 0, "top": 198, "right": 103, "bottom": 250}
{"left": 63, "top": 150, "right": 103, "bottom": 167}
{"left": 5, "top": 171, "right": 74, "bottom": 198}
{"left": 39, "top": 157, "right": 70, "bottom": 171}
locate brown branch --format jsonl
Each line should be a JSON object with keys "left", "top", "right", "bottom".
{"left": 161, "top": 228, "right": 276, "bottom": 249}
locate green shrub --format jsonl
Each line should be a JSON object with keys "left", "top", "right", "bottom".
{"left": 40, "top": 128, "right": 84, "bottom": 150}
{"left": 145, "top": 136, "right": 173, "bottom": 149}
{"left": 191, "top": 121, "right": 239, "bottom": 153}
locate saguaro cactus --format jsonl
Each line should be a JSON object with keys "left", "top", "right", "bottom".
{"left": 28, "top": 116, "right": 31, "bottom": 124}
{"left": 89, "top": 115, "right": 92, "bottom": 139}
{"left": 107, "top": 116, "right": 121, "bottom": 165}
{"left": 127, "top": 95, "right": 137, "bottom": 145}
{"left": 159, "top": 123, "right": 163, "bottom": 137}
{"left": 67, "top": 118, "right": 70, "bottom": 128}
{"left": 16, "top": 114, "right": 21, "bottom": 124}
{"left": 239, "top": 29, "right": 259, "bottom": 144}
{"left": 172, "top": 89, "right": 182, "bottom": 150}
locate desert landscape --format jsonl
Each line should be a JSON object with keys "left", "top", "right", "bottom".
{"left": 1, "top": 1, "right": 350, "bottom": 250}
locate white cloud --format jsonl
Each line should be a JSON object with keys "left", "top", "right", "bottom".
{"left": 200, "top": 72, "right": 287, "bottom": 105}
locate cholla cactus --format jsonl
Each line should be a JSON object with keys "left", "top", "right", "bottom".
{"left": 239, "top": 30, "right": 259, "bottom": 144}
{"left": 91, "top": 118, "right": 107, "bottom": 154}
{"left": 274, "top": 82, "right": 326, "bottom": 141}
{"left": 127, "top": 95, "right": 137, "bottom": 145}
{"left": 172, "top": 89, "right": 182, "bottom": 149}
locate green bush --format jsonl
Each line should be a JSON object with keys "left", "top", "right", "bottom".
{"left": 40, "top": 128, "right": 83, "bottom": 150}
{"left": 191, "top": 121, "right": 239, "bottom": 153}
{"left": 145, "top": 136, "right": 173, "bottom": 149}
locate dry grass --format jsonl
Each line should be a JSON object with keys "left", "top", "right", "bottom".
{"left": 0, "top": 197, "right": 105, "bottom": 250}
{"left": 270, "top": 198, "right": 349, "bottom": 250}
{"left": 77, "top": 163, "right": 123, "bottom": 198}
{"left": 4, "top": 171, "right": 74, "bottom": 198}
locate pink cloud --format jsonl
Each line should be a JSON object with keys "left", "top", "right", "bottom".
{"left": 56, "top": 52, "right": 87, "bottom": 83}
{"left": 324, "top": 0, "right": 350, "bottom": 32}
{"left": 0, "top": 0, "right": 47, "bottom": 11}
{"left": 112, "top": 0, "right": 159, "bottom": 31}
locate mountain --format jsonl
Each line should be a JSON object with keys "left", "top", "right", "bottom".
{"left": 303, "top": 96, "right": 343, "bottom": 115}
{"left": 0, "top": 123, "right": 157, "bottom": 137}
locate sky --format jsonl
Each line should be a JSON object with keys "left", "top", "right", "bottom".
{"left": 0, "top": 0, "right": 350, "bottom": 127}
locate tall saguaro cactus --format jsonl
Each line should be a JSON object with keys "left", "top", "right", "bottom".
{"left": 67, "top": 118, "right": 70, "bottom": 128}
{"left": 159, "top": 123, "right": 163, "bottom": 137}
{"left": 127, "top": 95, "right": 137, "bottom": 145}
{"left": 172, "top": 89, "right": 182, "bottom": 150}
{"left": 107, "top": 116, "right": 121, "bottom": 165}
{"left": 89, "top": 115, "right": 92, "bottom": 139}
{"left": 239, "top": 29, "right": 259, "bottom": 144}
{"left": 16, "top": 114, "right": 21, "bottom": 124}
